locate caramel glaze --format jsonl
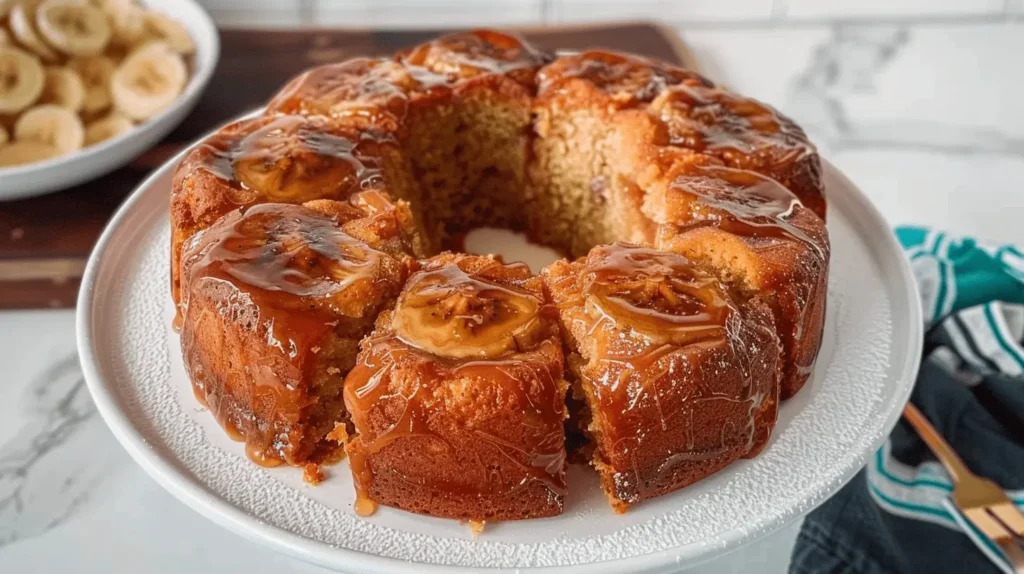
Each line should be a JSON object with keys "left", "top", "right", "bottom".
{"left": 657, "top": 164, "right": 829, "bottom": 389}
{"left": 267, "top": 30, "right": 549, "bottom": 131}
{"left": 545, "top": 244, "right": 778, "bottom": 505}
{"left": 650, "top": 84, "right": 826, "bottom": 219}
{"left": 343, "top": 254, "right": 567, "bottom": 519}
{"left": 170, "top": 115, "right": 397, "bottom": 307}
{"left": 180, "top": 201, "right": 407, "bottom": 466}
{"left": 536, "top": 50, "right": 710, "bottom": 108}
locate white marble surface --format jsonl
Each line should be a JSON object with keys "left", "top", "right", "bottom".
{"left": 2, "top": 2, "right": 1023, "bottom": 572}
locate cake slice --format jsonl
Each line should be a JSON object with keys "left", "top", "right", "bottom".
{"left": 640, "top": 161, "right": 830, "bottom": 398}
{"left": 178, "top": 192, "right": 417, "bottom": 466}
{"left": 542, "top": 243, "right": 781, "bottom": 511}
{"left": 343, "top": 253, "right": 568, "bottom": 520}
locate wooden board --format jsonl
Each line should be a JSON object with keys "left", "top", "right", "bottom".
{"left": 0, "top": 22, "right": 696, "bottom": 309}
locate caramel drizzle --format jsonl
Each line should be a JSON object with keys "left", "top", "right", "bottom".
{"left": 582, "top": 244, "right": 734, "bottom": 345}
{"left": 179, "top": 203, "right": 385, "bottom": 465}
{"left": 345, "top": 335, "right": 567, "bottom": 514}
{"left": 672, "top": 165, "right": 828, "bottom": 375}
{"left": 193, "top": 115, "right": 390, "bottom": 206}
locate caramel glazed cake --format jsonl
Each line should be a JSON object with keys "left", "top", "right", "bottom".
{"left": 170, "top": 30, "right": 830, "bottom": 523}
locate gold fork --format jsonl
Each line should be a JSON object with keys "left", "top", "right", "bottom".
{"left": 903, "top": 403, "right": 1024, "bottom": 572}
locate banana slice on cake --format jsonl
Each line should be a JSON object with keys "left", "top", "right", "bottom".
{"left": 392, "top": 265, "right": 544, "bottom": 359}
{"left": 68, "top": 55, "right": 115, "bottom": 114}
{"left": 84, "top": 112, "right": 132, "bottom": 145}
{"left": 14, "top": 104, "right": 84, "bottom": 154}
{"left": 0, "top": 46, "right": 45, "bottom": 114}
{"left": 111, "top": 41, "right": 185, "bottom": 120}
{"left": 582, "top": 245, "right": 734, "bottom": 346}
{"left": 35, "top": 0, "right": 112, "bottom": 57}
{"left": 9, "top": 2, "right": 60, "bottom": 62}
{"left": 39, "top": 66, "right": 86, "bottom": 112}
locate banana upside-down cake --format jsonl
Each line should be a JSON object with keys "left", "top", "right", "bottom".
{"left": 170, "top": 29, "right": 830, "bottom": 522}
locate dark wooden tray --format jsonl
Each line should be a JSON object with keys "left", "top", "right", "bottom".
{"left": 0, "top": 22, "right": 696, "bottom": 309}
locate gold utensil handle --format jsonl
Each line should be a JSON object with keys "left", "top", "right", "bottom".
{"left": 902, "top": 403, "right": 974, "bottom": 484}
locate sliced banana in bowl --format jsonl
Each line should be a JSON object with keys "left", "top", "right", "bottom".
{"left": 111, "top": 41, "right": 186, "bottom": 121}
{"left": 36, "top": 0, "right": 112, "bottom": 57}
{"left": 0, "top": 45, "right": 45, "bottom": 114}
{"left": 0, "top": 0, "right": 216, "bottom": 199}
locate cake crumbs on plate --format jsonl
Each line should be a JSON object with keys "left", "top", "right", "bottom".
{"left": 303, "top": 463, "right": 325, "bottom": 485}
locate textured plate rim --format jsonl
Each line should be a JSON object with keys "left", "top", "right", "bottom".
{"left": 77, "top": 145, "right": 923, "bottom": 573}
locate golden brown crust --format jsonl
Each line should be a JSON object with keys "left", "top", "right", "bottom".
{"left": 343, "top": 253, "right": 568, "bottom": 521}
{"left": 542, "top": 244, "right": 781, "bottom": 508}
{"left": 641, "top": 161, "right": 829, "bottom": 398}
{"left": 179, "top": 196, "right": 416, "bottom": 466}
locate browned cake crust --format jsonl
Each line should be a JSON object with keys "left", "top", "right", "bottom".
{"left": 642, "top": 162, "right": 830, "bottom": 398}
{"left": 179, "top": 193, "right": 417, "bottom": 466}
{"left": 343, "top": 253, "right": 568, "bottom": 520}
{"left": 543, "top": 244, "right": 781, "bottom": 510}
{"left": 171, "top": 29, "right": 831, "bottom": 521}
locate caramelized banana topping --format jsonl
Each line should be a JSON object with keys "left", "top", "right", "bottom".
{"left": 582, "top": 244, "right": 734, "bottom": 345}
{"left": 392, "top": 263, "right": 544, "bottom": 359}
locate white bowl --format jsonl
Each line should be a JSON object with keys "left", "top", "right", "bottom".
{"left": 0, "top": 0, "right": 218, "bottom": 201}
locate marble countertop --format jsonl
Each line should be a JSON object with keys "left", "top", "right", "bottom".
{"left": 2, "top": 4, "right": 1022, "bottom": 572}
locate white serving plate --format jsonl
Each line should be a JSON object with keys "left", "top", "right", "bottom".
{"left": 77, "top": 149, "right": 922, "bottom": 573}
{"left": 0, "top": 0, "right": 218, "bottom": 201}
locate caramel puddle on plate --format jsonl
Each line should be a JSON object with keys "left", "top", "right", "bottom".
{"left": 462, "top": 228, "right": 563, "bottom": 273}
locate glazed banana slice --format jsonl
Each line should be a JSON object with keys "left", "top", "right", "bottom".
{"left": 0, "top": 140, "right": 57, "bottom": 166}
{"left": 144, "top": 11, "right": 194, "bottom": 54}
{"left": 15, "top": 104, "right": 85, "bottom": 154}
{"left": 84, "top": 112, "right": 132, "bottom": 145}
{"left": 36, "top": 0, "right": 112, "bottom": 57}
{"left": 111, "top": 41, "right": 185, "bottom": 120}
{"left": 68, "top": 56, "right": 115, "bottom": 114}
{"left": 9, "top": 2, "right": 60, "bottom": 62}
{"left": 0, "top": 46, "right": 45, "bottom": 114}
{"left": 392, "top": 263, "right": 544, "bottom": 359}
{"left": 39, "top": 66, "right": 86, "bottom": 112}
{"left": 581, "top": 244, "right": 734, "bottom": 346}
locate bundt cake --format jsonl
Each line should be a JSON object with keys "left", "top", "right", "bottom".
{"left": 170, "top": 29, "right": 830, "bottom": 522}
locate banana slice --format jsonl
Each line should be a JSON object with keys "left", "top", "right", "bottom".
{"left": 0, "top": 126, "right": 8, "bottom": 146}
{"left": 14, "top": 104, "right": 84, "bottom": 154}
{"left": 108, "top": 5, "right": 148, "bottom": 49}
{"left": 68, "top": 55, "right": 114, "bottom": 113}
{"left": 582, "top": 245, "right": 734, "bottom": 345}
{"left": 0, "top": 140, "right": 58, "bottom": 166}
{"left": 143, "top": 11, "right": 193, "bottom": 55}
{"left": 84, "top": 112, "right": 131, "bottom": 145}
{"left": 39, "top": 66, "right": 86, "bottom": 111}
{"left": 0, "top": 46, "right": 45, "bottom": 114}
{"left": 392, "top": 264, "right": 544, "bottom": 359}
{"left": 111, "top": 41, "right": 185, "bottom": 120}
{"left": 9, "top": 2, "right": 61, "bottom": 62}
{"left": 36, "top": 0, "right": 112, "bottom": 57}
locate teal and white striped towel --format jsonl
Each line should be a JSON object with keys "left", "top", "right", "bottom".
{"left": 791, "top": 227, "right": 1024, "bottom": 574}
